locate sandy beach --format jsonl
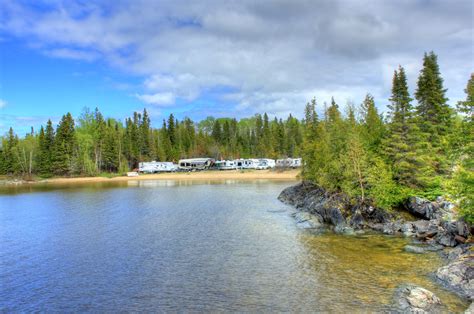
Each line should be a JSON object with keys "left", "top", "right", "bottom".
{"left": 20, "top": 169, "right": 300, "bottom": 185}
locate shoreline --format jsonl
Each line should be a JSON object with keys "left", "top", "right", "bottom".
{"left": 2, "top": 169, "right": 300, "bottom": 186}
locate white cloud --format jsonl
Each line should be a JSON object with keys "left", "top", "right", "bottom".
{"left": 135, "top": 92, "right": 175, "bottom": 106}
{"left": 46, "top": 48, "right": 99, "bottom": 61}
{"left": 0, "top": 99, "right": 7, "bottom": 109}
{"left": 1, "top": 0, "right": 473, "bottom": 118}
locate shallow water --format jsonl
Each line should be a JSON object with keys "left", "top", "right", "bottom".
{"left": 0, "top": 180, "right": 468, "bottom": 311}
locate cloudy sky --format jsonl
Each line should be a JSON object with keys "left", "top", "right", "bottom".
{"left": 0, "top": 0, "right": 472, "bottom": 134}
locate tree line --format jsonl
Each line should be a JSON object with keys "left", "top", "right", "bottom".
{"left": 0, "top": 108, "right": 303, "bottom": 177}
{"left": 302, "top": 52, "right": 472, "bottom": 222}
{"left": 0, "top": 51, "right": 471, "bottom": 221}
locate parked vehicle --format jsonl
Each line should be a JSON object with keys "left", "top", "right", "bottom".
{"left": 234, "top": 158, "right": 260, "bottom": 169}
{"left": 255, "top": 158, "right": 276, "bottom": 170}
{"left": 139, "top": 161, "right": 178, "bottom": 173}
{"left": 276, "top": 158, "right": 302, "bottom": 168}
{"left": 214, "top": 160, "right": 236, "bottom": 170}
{"left": 178, "top": 158, "right": 214, "bottom": 171}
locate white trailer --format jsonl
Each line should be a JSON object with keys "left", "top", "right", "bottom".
{"left": 178, "top": 158, "right": 214, "bottom": 171}
{"left": 234, "top": 158, "right": 260, "bottom": 169}
{"left": 256, "top": 158, "right": 276, "bottom": 170}
{"left": 215, "top": 160, "right": 236, "bottom": 170}
{"left": 276, "top": 158, "right": 302, "bottom": 168}
{"left": 139, "top": 161, "right": 178, "bottom": 173}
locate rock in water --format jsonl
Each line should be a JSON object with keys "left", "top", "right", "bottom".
{"left": 436, "top": 253, "right": 474, "bottom": 300}
{"left": 393, "top": 284, "right": 443, "bottom": 312}
{"left": 465, "top": 302, "right": 474, "bottom": 314}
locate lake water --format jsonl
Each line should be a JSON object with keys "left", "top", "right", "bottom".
{"left": 0, "top": 180, "right": 467, "bottom": 312}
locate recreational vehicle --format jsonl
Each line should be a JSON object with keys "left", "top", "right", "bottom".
{"left": 178, "top": 158, "right": 214, "bottom": 171}
{"left": 276, "top": 158, "right": 302, "bottom": 168}
{"left": 234, "top": 158, "right": 260, "bottom": 169}
{"left": 214, "top": 160, "right": 236, "bottom": 170}
{"left": 139, "top": 161, "right": 178, "bottom": 173}
{"left": 255, "top": 158, "right": 276, "bottom": 170}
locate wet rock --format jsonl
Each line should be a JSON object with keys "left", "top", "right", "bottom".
{"left": 436, "top": 251, "right": 474, "bottom": 300}
{"left": 393, "top": 284, "right": 443, "bottom": 312}
{"left": 405, "top": 245, "right": 427, "bottom": 254}
{"left": 405, "top": 244, "right": 444, "bottom": 254}
{"left": 279, "top": 182, "right": 392, "bottom": 230}
{"left": 349, "top": 210, "right": 365, "bottom": 229}
{"left": 292, "top": 212, "right": 323, "bottom": 229}
{"left": 334, "top": 225, "right": 355, "bottom": 235}
{"left": 465, "top": 302, "right": 474, "bottom": 314}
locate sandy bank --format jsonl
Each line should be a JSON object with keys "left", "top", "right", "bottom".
{"left": 23, "top": 169, "right": 300, "bottom": 185}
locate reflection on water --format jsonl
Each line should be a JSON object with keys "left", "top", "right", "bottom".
{"left": 0, "top": 181, "right": 467, "bottom": 312}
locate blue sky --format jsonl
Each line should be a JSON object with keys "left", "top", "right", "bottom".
{"left": 0, "top": 0, "right": 473, "bottom": 136}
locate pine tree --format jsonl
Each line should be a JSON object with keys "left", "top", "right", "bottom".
{"left": 53, "top": 113, "right": 76, "bottom": 176}
{"left": 140, "top": 109, "right": 151, "bottom": 159}
{"left": 212, "top": 119, "right": 222, "bottom": 144}
{"left": 385, "top": 66, "right": 431, "bottom": 189}
{"left": 360, "top": 94, "right": 384, "bottom": 151}
{"left": 415, "top": 52, "right": 452, "bottom": 138}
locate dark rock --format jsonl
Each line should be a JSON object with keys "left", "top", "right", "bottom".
{"left": 436, "top": 232, "right": 457, "bottom": 247}
{"left": 349, "top": 210, "right": 365, "bottom": 229}
{"left": 393, "top": 284, "right": 443, "bottom": 312}
{"left": 279, "top": 182, "right": 392, "bottom": 230}
{"left": 405, "top": 196, "right": 455, "bottom": 221}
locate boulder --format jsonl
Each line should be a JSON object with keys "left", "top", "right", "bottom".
{"left": 406, "top": 196, "right": 455, "bottom": 221}
{"left": 292, "top": 212, "right": 323, "bottom": 229}
{"left": 393, "top": 284, "right": 443, "bottom": 312}
{"left": 436, "top": 252, "right": 474, "bottom": 300}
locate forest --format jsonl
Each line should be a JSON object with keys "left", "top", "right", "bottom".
{"left": 0, "top": 52, "right": 472, "bottom": 221}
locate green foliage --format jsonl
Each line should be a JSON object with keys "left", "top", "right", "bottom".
{"left": 0, "top": 108, "right": 304, "bottom": 177}
{"left": 301, "top": 53, "right": 471, "bottom": 213}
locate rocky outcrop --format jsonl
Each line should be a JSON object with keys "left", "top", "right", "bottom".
{"left": 393, "top": 284, "right": 443, "bottom": 313}
{"left": 278, "top": 182, "right": 391, "bottom": 232}
{"left": 279, "top": 182, "right": 471, "bottom": 248}
{"left": 406, "top": 196, "right": 456, "bottom": 221}
{"left": 436, "top": 249, "right": 474, "bottom": 300}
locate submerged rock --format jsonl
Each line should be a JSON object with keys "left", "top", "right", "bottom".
{"left": 393, "top": 284, "right": 443, "bottom": 312}
{"left": 404, "top": 244, "right": 444, "bottom": 254}
{"left": 465, "top": 302, "right": 474, "bottom": 314}
{"left": 292, "top": 212, "right": 323, "bottom": 229}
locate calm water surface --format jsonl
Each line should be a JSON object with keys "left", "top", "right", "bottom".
{"left": 0, "top": 180, "right": 467, "bottom": 312}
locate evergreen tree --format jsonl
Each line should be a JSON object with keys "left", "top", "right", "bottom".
{"left": 360, "top": 94, "right": 384, "bottom": 152}
{"left": 53, "top": 113, "right": 76, "bottom": 176}
{"left": 415, "top": 52, "right": 452, "bottom": 137}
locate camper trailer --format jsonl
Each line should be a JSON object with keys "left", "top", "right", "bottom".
{"left": 214, "top": 160, "right": 236, "bottom": 170}
{"left": 139, "top": 161, "right": 178, "bottom": 173}
{"left": 276, "top": 158, "right": 302, "bottom": 168}
{"left": 178, "top": 158, "right": 214, "bottom": 171}
{"left": 256, "top": 158, "right": 276, "bottom": 170}
{"left": 234, "top": 158, "right": 259, "bottom": 169}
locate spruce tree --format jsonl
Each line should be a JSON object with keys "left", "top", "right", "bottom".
{"left": 385, "top": 66, "right": 431, "bottom": 189}
{"left": 415, "top": 52, "right": 452, "bottom": 137}
{"left": 53, "top": 113, "right": 76, "bottom": 176}
{"left": 360, "top": 94, "right": 384, "bottom": 152}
